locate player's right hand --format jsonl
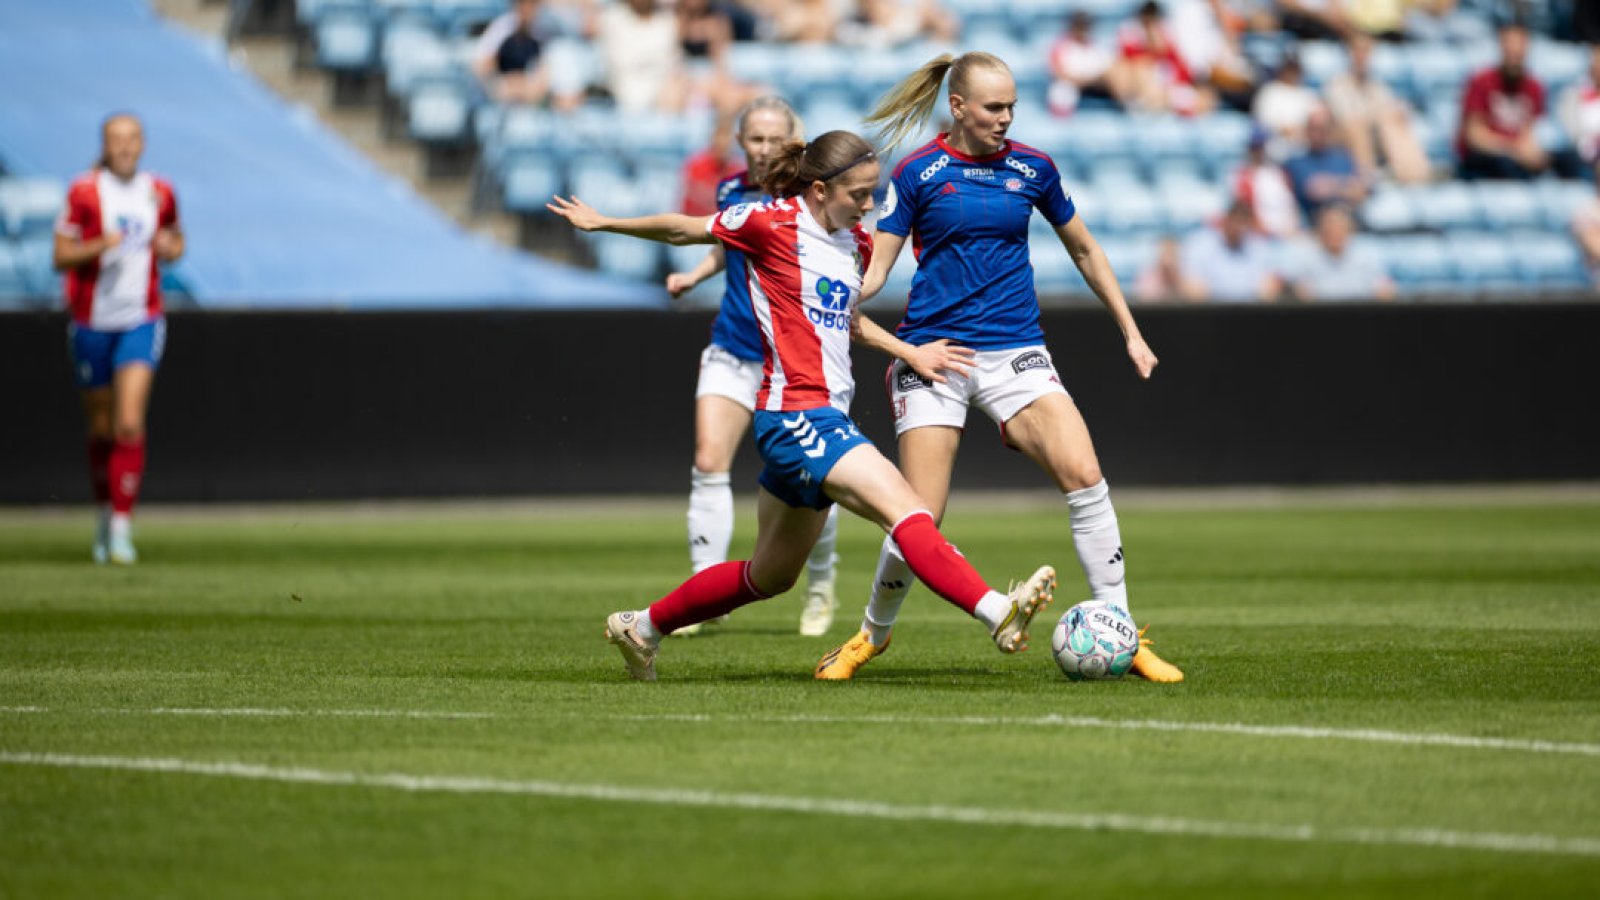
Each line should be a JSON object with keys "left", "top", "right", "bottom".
{"left": 665, "top": 272, "right": 696, "bottom": 298}
{"left": 906, "top": 338, "right": 975, "bottom": 384}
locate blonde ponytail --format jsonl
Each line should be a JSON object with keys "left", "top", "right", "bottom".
{"left": 864, "top": 54, "right": 954, "bottom": 155}
{"left": 865, "top": 52, "right": 1014, "bottom": 154}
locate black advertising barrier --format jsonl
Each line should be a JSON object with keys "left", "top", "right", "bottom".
{"left": 1, "top": 303, "right": 1596, "bottom": 503}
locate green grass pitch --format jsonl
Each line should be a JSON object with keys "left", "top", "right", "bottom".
{"left": 1, "top": 495, "right": 1597, "bottom": 898}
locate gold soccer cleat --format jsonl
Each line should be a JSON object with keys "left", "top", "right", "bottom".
{"left": 814, "top": 630, "right": 890, "bottom": 680}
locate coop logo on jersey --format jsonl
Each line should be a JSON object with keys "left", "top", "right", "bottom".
{"left": 1005, "top": 157, "right": 1038, "bottom": 180}
{"left": 1010, "top": 350, "right": 1051, "bottom": 374}
{"left": 719, "top": 202, "right": 757, "bottom": 231}
{"left": 1005, "top": 178, "right": 1024, "bottom": 191}
{"left": 919, "top": 154, "right": 951, "bottom": 182}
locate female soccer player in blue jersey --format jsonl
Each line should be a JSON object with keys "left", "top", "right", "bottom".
{"left": 814, "top": 51, "right": 1185, "bottom": 682}
{"left": 550, "top": 130, "right": 1057, "bottom": 682}
{"left": 664, "top": 96, "right": 844, "bottom": 637}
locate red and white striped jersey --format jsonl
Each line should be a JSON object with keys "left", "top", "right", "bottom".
{"left": 710, "top": 198, "right": 872, "bottom": 413}
{"left": 55, "top": 169, "right": 178, "bottom": 331}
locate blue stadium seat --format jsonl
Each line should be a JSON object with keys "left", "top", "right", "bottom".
{"left": 1096, "top": 234, "right": 1157, "bottom": 288}
{"left": 1412, "top": 182, "right": 1481, "bottom": 230}
{"left": 382, "top": 25, "right": 455, "bottom": 98}
{"left": 315, "top": 9, "right": 378, "bottom": 71}
{"left": 0, "top": 242, "right": 29, "bottom": 301}
{"left": 1405, "top": 42, "right": 1466, "bottom": 96}
{"left": 1384, "top": 234, "right": 1456, "bottom": 295}
{"left": 1088, "top": 157, "right": 1145, "bottom": 190}
{"left": 568, "top": 158, "right": 639, "bottom": 216}
{"left": 0, "top": 177, "right": 65, "bottom": 239}
{"left": 1158, "top": 178, "right": 1226, "bottom": 232}
{"left": 1095, "top": 183, "right": 1165, "bottom": 235}
{"left": 1062, "top": 112, "right": 1134, "bottom": 173}
{"left": 1536, "top": 179, "right": 1595, "bottom": 231}
{"left": 1361, "top": 185, "right": 1419, "bottom": 232}
{"left": 1529, "top": 39, "right": 1587, "bottom": 95}
{"left": 408, "top": 79, "right": 471, "bottom": 143}
{"left": 434, "top": 0, "right": 502, "bottom": 35}
{"left": 1133, "top": 115, "right": 1200, "bottom": 175}
{"left": 1193, "top": 112, "right": 1252, "bottom": 179}
{"left": 297, "top": 0, "right": 371, "bottom": 28}
{"left": 1473, "top": 181, "right": 1543, "bottom": 231}
{"left": 15, "top": 238, "right": 60, "bottom": 298}
{"left": 1298, "top": 40, "right": 1347, "bottom": 90}
{"left": 1448, "top": 230, "right": 1520, "bottom": 294}
{"left": 500, "top": 154, "right": 563, "bottom": 213}
{"left": 1509, "top": 230, "right": 1589, "bottom": 290}
{"left": 586, "top": 232, "right": 662, "bottom": 283}
{"left": 1028, "top": 235, "right": 1076, "bottom": 293}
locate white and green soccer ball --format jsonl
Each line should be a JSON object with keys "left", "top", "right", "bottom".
{"left": 1051, "top": 600, "right": 1139, "bottom": 681}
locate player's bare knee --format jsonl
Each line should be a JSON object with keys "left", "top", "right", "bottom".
{"left": 1059, "top": 461, "right": 1103, "bottom": 492}
{"left": 113, "top": 423, "right": 145, "bottom": 443}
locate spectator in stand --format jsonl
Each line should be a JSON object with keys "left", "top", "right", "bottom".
{"left": 1252, "top": 52, "right": 1323, "bottom": 154}
{"left": 1559, "top": 44, "right": 1600, "bottom": 171}
{"left": 1168, "top": 0, "right": 1259, "bottom": 106}
{"left": 1571, "top": 164, "right": 1600, "bottom": 287}
{"left": 1404, "top": 0, "right": 1462, "bottom": 43}
{"left": 1232, "top": 125, "right": 1303, "bottom": 238}
{"left": 1178, "top": 200, "right": 1281, "bottom": 301}
{"left": 1284, "top": 107, "right": 1369, "bottom": 220}
{"left": 771, "top": 0, "right": 844, "bottom": 43}
{"left": 1283, "top": 204, "right": 1395, "bottom": 301}
{"left": 679, "top": 0, "right": 747, "bottom": 112}
{"left": 1324, "top": 32, "right": 1430, "bottom": 183}
{"left": 540, "top": 0, "right": 599, "bottom": 38}
{"left": 1347, "top": 0, "right": 1407, "bottom": 40}
{"left": 679, "top": 109, "right": 742, "bottom": 216}
{"left": 1117, "top": 1, "right": 1218, "bottom": 115}
{"left": 1457, "top": 19, "right": 1550, "bottom": 180}
{"left": 1134, "top": 235, "right": 1188, "bottom": 301}
{"left": 855, "top": 0, "right": 961, "bottom": 48}
{"left": 473, "top": 0, "right": 583, "bottom": 110}
{"left": 1047, "top": 11, "right": 1122, "bottom": 116}
{"left": 599, "top": 0, "right": 687, "bottom": 114}
{"left": 1276, "top": 0, "right": 1352, "bottom": 40}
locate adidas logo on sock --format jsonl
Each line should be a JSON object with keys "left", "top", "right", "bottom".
{"left": 878, "top": 579, "right": 906, "bottom": 590}
{"left": 1108, "top": 547, "right": 1123, "bottom": 565}
{"left": 691, "top": 536, "right": 709, "bottom": 546}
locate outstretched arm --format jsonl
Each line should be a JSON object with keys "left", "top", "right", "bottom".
{"left": 547, "top": 195, "right": 716, "bottom": 245}
{"left": 666, "top": 244, "right": 727, "bottom": 298}
{"left": 1054, "top": 215, "right": 1159, "bottom": 380}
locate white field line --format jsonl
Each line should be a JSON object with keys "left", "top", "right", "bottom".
{"left": 614, "top": 712, "right": 1600, "bottom": 758}
{"left": 3, "top": 705, "right": 1597, "bottom": 758}
{"left": 1, "top": 750, "right": 1597, "bottom": 858}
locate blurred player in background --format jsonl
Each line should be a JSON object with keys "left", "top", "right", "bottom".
{"left": 814, "top": 51, "right": 1185, "bottom": 682}
{"left": 664, "top": 96, "right": 845, "bottom": 637}
{"left": 550, "top": 130, "right": 1057, "bottom": 682}
{"left": 53, "top": 113, "right": 182, "bottom": 564}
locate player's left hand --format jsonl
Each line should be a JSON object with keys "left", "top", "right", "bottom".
{"left": 153, "top": 229, "right": 182, "bottom": 262}
{"left": 1127, "top": 338, "right": 1158, "bottom": 380}
{"left": 546, "top": 195, "right": 606, "bottom": 232}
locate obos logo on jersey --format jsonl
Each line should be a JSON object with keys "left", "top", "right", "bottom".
{"left": 810, "top": 276, "right": 852, "bottom": 331}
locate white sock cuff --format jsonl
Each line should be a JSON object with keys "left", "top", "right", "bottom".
{"left": 880, "top": 534, "right": 905, "bottom": 563}
{"left": 691, "top": 468, "right": 731, "bottom": 488}
{"left": 1064, "top": 479, "right": 1114, "bottom": 531}
{"left": 887, "top": 509, "right": 934, "bottom": 535}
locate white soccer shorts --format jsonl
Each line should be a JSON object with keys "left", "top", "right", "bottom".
{"left": 695, "top": 343, "right": 764, "bottom": 411}
{"left": 887, "top": 344, "right": 1070, "bottom": 436}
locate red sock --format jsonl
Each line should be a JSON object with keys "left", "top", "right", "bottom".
{"left": 890, "top": 511, "right": 991, "bottom": 614}
{"left": 108, "top": 436, "right": 146, "bottom": 515}
{"left": 649, "top": 561, "right": 769, "bottom": 634}
{"left": 88, "top": 437, "right": 113, "bottom": 505}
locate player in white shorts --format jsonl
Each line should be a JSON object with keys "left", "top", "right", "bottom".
{"left": 666, "top": 96, "right": 843, "bottom": 636}
{"left": 814, "top": 51, "right": 1185, "bottom": 682}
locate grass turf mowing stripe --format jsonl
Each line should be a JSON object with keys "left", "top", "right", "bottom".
{"left": 3, "top": 750, "right": 1598, "bottom": 859}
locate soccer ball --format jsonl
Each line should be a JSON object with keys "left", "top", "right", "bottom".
{"left": 1051, "top": 600, "right": 1139, "bottom": 681}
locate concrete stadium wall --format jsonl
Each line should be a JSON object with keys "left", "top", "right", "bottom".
{"left": 2, "top": 303, "right": 1596, "bottom": 503}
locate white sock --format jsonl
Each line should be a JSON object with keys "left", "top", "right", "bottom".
{"left": 806, "top": 505, "right": 839, "bottom": 588}
{"left": 109, "top": 513, "right": 132, "bottom": 542}
{"left": 862, "top": 536, "right": 914, "bottom": 645}
{"left": 973, "top": 591, "right": 1012, "bottom": 632}
{"left": 1064, "top": 479, "right": 1129, "bottom": 613}
{"left": 687, "top": 468, "right": 733, "bottom": 574}
{"left": 635, "top": 610, "right": 663, "bottom": 645}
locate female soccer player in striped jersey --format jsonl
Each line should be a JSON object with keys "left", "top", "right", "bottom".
{"left": 53, "top": 113, "right": 183, "bottom": 565}
{"left": 664, "top": 96, "right": 845, "bottom": 637}
{"left": 814, "top": 52, "right": 1185, "bottom": 682}
{"left": 549, "top": 130, "right": 1057, "bottom": 682}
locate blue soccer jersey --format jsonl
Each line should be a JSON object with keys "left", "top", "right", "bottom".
{"left": 708, "top": 171, "right": 770, "bottom": 362}
{"left": 877, "top": 135, "right": 1077, "bottom": 351}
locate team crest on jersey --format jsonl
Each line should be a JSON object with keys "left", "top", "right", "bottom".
{"left": 720, "top": 202, "right": 757, "bottom": 231}
{"left": 815, "top": 277, "right": 852, "bottom": 311}
{"left": 1005, "top": 178, "right": 1024, "bottom": 191}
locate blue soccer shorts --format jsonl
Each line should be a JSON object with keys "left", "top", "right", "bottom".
{"left": 68, "top": 317, "right": 166, "bottom": 388}
{"left": 752, "top": 406, "right": 874, "bottom": 510}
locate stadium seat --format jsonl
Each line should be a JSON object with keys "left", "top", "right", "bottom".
{"left": 1473, "top": 181, "right": 1543, "bottom": 231}
{"left": 1159, "top": 179, "right": 1227, "bottom": 232}
{"left": 1384, "top": 234, "right": 1456, "bottom": 296}
{"left": 500, "top": 154, "right": 563, "bottom": 214}
{"left": 1412, "top": 182, "right": 1481, "bottom": 230}
{"left": 587, "top": 232, "right": 662, "bottom": 283}
{"left": 1193, "top": 112, "right": 1252, "bottom": 179}
{"left": 1095, "top": 234, "right": 1157, "bottom": 289}
{"left": 315, "top": 9, "right": 377, "bottom": 72}
{"left": 0, "top": 242, "right": 28, "bottom": 301}
{"left": 297, "top": 0, "right": 371, "bottom": 28}
{"left": 407, "top": 80, "right": 471, "bottom": 143}
{"left": 1361, "top": 185, "right": 1419, "bottom": 232}
{"left": 1405, "top": 42, "right": 1466, "bottom": 96}
{"left": 1529, "top": 39, "right": 1587, "bottom": 94}
{"left": 0, "top": 177, "right": 64, "bottom": 239}
{"left": 568, "top": 158, "right": 639, "bottom": 216}
{"left": 1132, "top": 115, "right": 1199, "bottom": 175}
{"left": 14, "top": 238, "right": 60, "bottom": 298}
{"left": 1447, "top": 230, "right": 1520, "bottom": 294}
{"left": 1060, "top": 111, "right": 1132, "bottom": 173}
{"left": 1028, "top": 235, "right": 1076, "bottom": 293}
{"left": 1536, "top": 179, "right": 1595, "bottom": 231}
{"left": 1095, "top": 183, "right": 1165, "bottom": 235}
{"left": 1298, "top": 40, "right": 1347, "bottom": 90}
{"left": 1509, "top": 230, "right": 1589, "bottom": 290}
{"left": 382, "top": 26, "right": 455, "bottom": 99}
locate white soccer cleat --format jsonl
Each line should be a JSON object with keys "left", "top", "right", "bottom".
{"left": 92, "top": 520, "right": 110, "bottom": 565}
{"left": 991, "top": 565, "right": 1056, "bottom": 654}
{"left": 798, "top": 578, "right": 837, "bottom": 636}
{"left": 604, "top": 611, "right": 658, "bottom": 681}
{"left": 108, "top": 532, "right": 138, "bottom": 566}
